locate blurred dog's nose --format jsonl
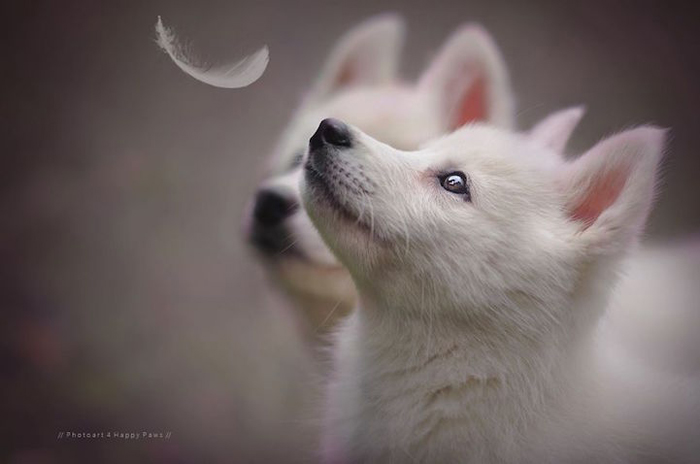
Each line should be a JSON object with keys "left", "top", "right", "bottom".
{"left": 249, "top": 189, "right": 298, "bottom": 254}
{"left": 253, "top": 189, "right": 298, "bottom": 228}
{"left": 310, "top": 118, "right": 352, "bottom": 150}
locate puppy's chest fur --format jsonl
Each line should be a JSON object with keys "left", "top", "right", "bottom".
{"left": 322, "top": 312, "right": 598, "bottom": 464}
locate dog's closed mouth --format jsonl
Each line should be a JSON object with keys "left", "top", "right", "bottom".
{"left": 305, "top": 160, "right": 372, "bottom": 232}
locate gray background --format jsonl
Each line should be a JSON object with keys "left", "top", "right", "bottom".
{"left": 4, "top": 1, "right": 699, "bottom": 462}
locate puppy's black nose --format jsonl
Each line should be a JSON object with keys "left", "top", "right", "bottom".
{"left": 253, "top": 189, "right": 298, "bottom": 228}
{"left": 310, "top": 118, "right": 352, "bottom": 150}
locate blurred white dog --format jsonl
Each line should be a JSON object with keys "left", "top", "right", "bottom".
{"left": 244, "top": 15, "right": 515, "bottom": 335}
{"left": 302, "top": 115, "right": 700, "bottom": 463}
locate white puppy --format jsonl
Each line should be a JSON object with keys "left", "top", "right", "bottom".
{"left": 301, "top": 115, "right": 700, "bottom": 463}
{"left": 244, "top": 15, "right": 515, "bottom": 334}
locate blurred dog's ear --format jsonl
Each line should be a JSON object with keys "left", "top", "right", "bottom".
{"left": 530, "top": 106, "right": 585, "bottom": 153}
{"left": 418, "top": 24, "right": 515, "bottom": 130}
{"left": 308, "top": 14, "right": 405, "bottom": 101}
{"left": 558, "top": 127, "right": 665, "bottom": 256}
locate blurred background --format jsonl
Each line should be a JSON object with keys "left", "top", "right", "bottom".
{"left": 4, "top": 0, "right": 700, "bottom": 462}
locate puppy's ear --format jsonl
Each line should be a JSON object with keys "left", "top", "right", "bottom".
{"left": 309, "top": 14, "right": 404, "bottom": 101}
{"left": 530, "top": 106, "right": 585, "bottom": 153}
{"left": 418, "top": 24, "right": 515, "bottom": 130}
{"left": 559, "top": 127, "right": 665, "bottom": 256}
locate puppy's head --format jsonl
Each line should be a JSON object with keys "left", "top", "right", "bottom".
{"left": 246, "top": 15, "right": 516, "bottom": 310}
{"left": 302, "top": 112, "right": 665, "bottom": 336}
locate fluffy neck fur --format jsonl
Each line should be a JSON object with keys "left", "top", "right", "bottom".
{"left": 323, "top": 262, "right": 629, "bottom": 464}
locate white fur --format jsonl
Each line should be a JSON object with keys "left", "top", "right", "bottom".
{"left": 608, "top": 238, "right": 700, "bottom": 373}
{"left": 306, "top": 13, "right": 405, "bottom": 103}
{"left": 418, "top": 24, "right": 516, "bottom": 130}
{"left": 301, "top": 117, "right": 700, "bottom": 463}
{"left": 246, "top": 16, "right": 515, "bottom": 331}
{"left": 529, "top": 105, "right": 585, "bottom": 154}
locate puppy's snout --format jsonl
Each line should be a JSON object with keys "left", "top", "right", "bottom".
{"left": 310, "top": 118, "right": 352, "bottom": 150}
{"left": 253, "top": 189, "right": 298, "bottom": 227}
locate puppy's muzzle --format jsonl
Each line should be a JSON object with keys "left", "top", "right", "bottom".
{"left": 308, "top": 118, "right": 353, "bottom": 177}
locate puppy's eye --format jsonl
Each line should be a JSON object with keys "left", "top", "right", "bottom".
{"left": 439, "top": 172, "right": 471, "bottom": 200}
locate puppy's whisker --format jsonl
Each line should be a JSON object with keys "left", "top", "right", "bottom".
{"left": 366, "top": 195, "right": 376, "bottom": 243}
{"left": 316, "top": 299, "right": 343, "bottom": 333}
{"left": 515, "top": 102, "right": 546, "bottom": 119}
{"left": 401, "top": 214, "right": 412, "bottom": 258}
{"left": 356, "top": 190, "right": 368, "bottom": 226}
{"left": 422, "top": 280, "right": 434, "bottom": 359}
{"left": 358, "top": 188, "right": 376, "bottom": 242}
{"left": 277, "top": 238, "right": 298, "bottom": 255}
{"left": 401, "top": 447, "right": 419, "bottom": 464}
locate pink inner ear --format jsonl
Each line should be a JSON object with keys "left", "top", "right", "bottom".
{"left": 333, "top": 56, "right": 359, "bottom": 89}
{"left": 336, "top": 61, "right": 356, "bottom": 88}
{"left": 571, "top": 168, "right": 628, "bottom": 228}
{"left": 453, "top": 75, "right": 487, "bottom": 128}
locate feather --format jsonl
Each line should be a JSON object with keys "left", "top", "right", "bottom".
{"left": 154, "top": 16, "right": 269, "bottom": 88}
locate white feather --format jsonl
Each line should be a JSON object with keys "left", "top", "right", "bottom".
{"left": 154, "top": 16, "right": 269, "bottom": 88}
